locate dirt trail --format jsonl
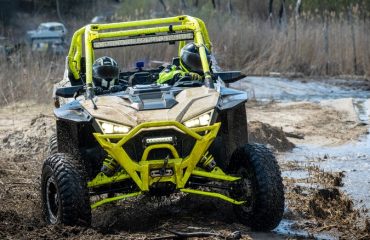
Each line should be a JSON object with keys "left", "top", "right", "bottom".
{"left": 0, "top": 89, "right": 369, "bottom": 239}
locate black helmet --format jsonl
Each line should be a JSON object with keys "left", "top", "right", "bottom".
{"left": 93, "top": 56, "right": 119, "bottom": 89}
{"left": 180, "top": 43, "right": 211, "bottom": 74}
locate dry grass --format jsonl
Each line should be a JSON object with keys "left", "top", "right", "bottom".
{"left": 212, "top": 15, "right": 370, "bottom": 76}
{"left": 0, "top": 51, "right": 64, "bottom": 105}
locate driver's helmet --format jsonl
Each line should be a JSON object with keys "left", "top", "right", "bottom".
{"left": 93, "top": 56, "right": 119, "bottom": 89}
{"left": 180, "top": 42, "right": 211, "bottom": 74}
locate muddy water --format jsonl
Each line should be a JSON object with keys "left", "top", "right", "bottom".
{"left": 234, "top": 77, "right": 370, "bottom": 237}
{"left": 283, "top": 99, "right": 370, "bottom": 211}
{"left": 235, "top": 77, "right": 370, "bottom": 204}
{"left": 232, "top": 76, "right": 370, "bottom": 102}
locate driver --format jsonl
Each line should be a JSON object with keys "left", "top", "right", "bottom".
{"left": 93, "top": 56, "right": 124, "bottom": 93}
{"left": 157, "top": 42, "right": 211, "bottom": 84}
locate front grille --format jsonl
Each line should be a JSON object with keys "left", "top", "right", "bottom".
{"left": 123, "top": 129, "right": 196, "bottom": 161}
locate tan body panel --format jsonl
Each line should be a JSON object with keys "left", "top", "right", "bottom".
{"left": 81, "top": 86, "right": 219, "bottom": 126}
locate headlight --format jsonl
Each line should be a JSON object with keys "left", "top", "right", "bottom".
{"left": 97, "top": 120, "right": 131, "bottom": 134}
{"left": 183, "top": 110, "right": 213, "bottom": 128}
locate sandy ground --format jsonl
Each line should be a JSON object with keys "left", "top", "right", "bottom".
{"left": 0, "top": 97, "right": 369, "bottom": 239}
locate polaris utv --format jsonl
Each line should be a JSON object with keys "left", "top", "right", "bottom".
{"left": 41, "top": 15, "right": 284, "bottom": 231}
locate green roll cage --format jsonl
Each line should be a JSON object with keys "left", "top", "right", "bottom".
{"left": 67, "top": 15, "right": 213, "bottom": 90}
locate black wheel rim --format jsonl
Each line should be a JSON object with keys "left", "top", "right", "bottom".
{"left": 236, "top": 167, "right": 256, "bottom": 213}
{"left": 45, "top": 177, "right": 59, "bottom": 224}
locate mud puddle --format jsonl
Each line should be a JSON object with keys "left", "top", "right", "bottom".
{"left": 283, "top": 99, "right": 370, "bottom": 212}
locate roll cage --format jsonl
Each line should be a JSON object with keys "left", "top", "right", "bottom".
{"left": 67, "top": 15, "right": 214, "bottom": 93}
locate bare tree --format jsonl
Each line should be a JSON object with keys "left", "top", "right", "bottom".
{"left": 293, "top": 0, "right": 302, "bottom": 53}
{"left": 295, "top": 0, "right": 302, "bottom": 18}
{"left": 268, "top": 0, "right": 287, "bottom": 27}
{"left": 180, "top": 0, "right": 187, "bottom": 9}
{"left": 348, "top": 3, "right": 358, "bottom": 74}
{"left": 323, "top": 10, "right": 330, "bottom": 75}
{"left": 269, "top": 0, "right": 274, "bottom": 26}
{"left": 158, "top": 0, "right": 167, "bottom": 12}
{"left": 55, "top": 0, "right": 64, "bottom": 24}
{"left": 211, "top": 0, "right": 216, "bottom": 9}
{"left": 278, "top": 0, "right": 287, "bottom": 27}
{"left": 227, "top": 0, "right": 233, "bottom": 14}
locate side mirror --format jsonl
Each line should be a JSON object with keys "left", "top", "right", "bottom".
{"left": 55, "top": 85, "right": 84, "bottom": 98}
{"left": 215, "top": 71, "right": 246, "bottom": 83}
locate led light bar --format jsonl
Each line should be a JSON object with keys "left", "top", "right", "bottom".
{"left": 145, "top": 136, "right": 174, "bottom": 145}
{"left": 93, "top": 32, "right": 194, "bottom": 49}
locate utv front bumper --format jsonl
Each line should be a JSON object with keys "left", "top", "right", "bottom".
{"left": 89, "top": 121, "right": 243, "bottom": 208}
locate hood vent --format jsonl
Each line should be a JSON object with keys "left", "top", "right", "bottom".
{"left": 121, "top": 85, "right": 181, "bottom": 110}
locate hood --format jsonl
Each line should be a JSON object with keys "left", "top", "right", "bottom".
{"left": 80, "top": 86, "right": 220, "bottom": 127}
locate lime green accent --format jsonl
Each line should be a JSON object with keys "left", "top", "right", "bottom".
{"left": 192, "top": 167, "right": 241, "bottom": 182}
{"left": 87, "top": 170, "right": 130, "bottom": 188}
{"left": 157, "top": 65, "right": 185, "bottom": 84}
{"left": 180, "top": 189, "right": 245, "bottom": 205}
{"left": 67, "top": 27, "right": 85, "bottom": 80}
{"left": 67, "top": 15, "right": 213, "bottom": 84}
{"left": 179, "top": 57, "right": 190, "bottom": 73}
{"left": 141, "top": 143, "right": 179, "bottom": 161}
{"left": 198, "top": 151, "right": 214, "bottom": 169}
{"left": 194, "top": 17, "right": 212, "bottom": 51}
{"left": 92, "top": 121, "right": 221, "bottom": 191}
{"left": 87, "top": 121, "right": 247, "bottom": 208}
{"left": 91, "top": 192, "right": 142, "bottom": 209}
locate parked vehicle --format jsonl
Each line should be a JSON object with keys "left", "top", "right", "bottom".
{"left": 26, "top": 22, "right": 67, "bottom": 44}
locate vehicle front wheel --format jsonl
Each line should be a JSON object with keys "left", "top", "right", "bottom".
{"left": 229, "top": 144, "right": 284, "bottom": 231}
{"left": 41, "top": 153, "right": 91, "bottom": 226}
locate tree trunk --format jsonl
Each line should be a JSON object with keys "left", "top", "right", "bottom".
{"left": 211, "top": 0, "right": 216, "bottom": 9}
{"left": 269, "top": 0, "right": 273, "bottom": 27}
{"left": 180, "top": 0, "right": 187, "bottom": 9}
{"left": 159, "top": 0, "right": 167, "bottom": 12}
{"left": 348, "top": 4, "right": 358, "bottom": 74}
{"left": 55, "top": 0, "right": 64, "bottom": 24}
{"left": 193, "top": 0, "right": 199, "bottom": 8}
{"left": 295, "top": 0, "right": 302, "bottom": 18}
{"left": 323, "top": 14, "right": 330, "bottom": 75}
{"left": 228, "top": 0, "right": 233, "bottom": 14}
{"left": 278, "top": 0, "right": 287, "bottom": 28}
